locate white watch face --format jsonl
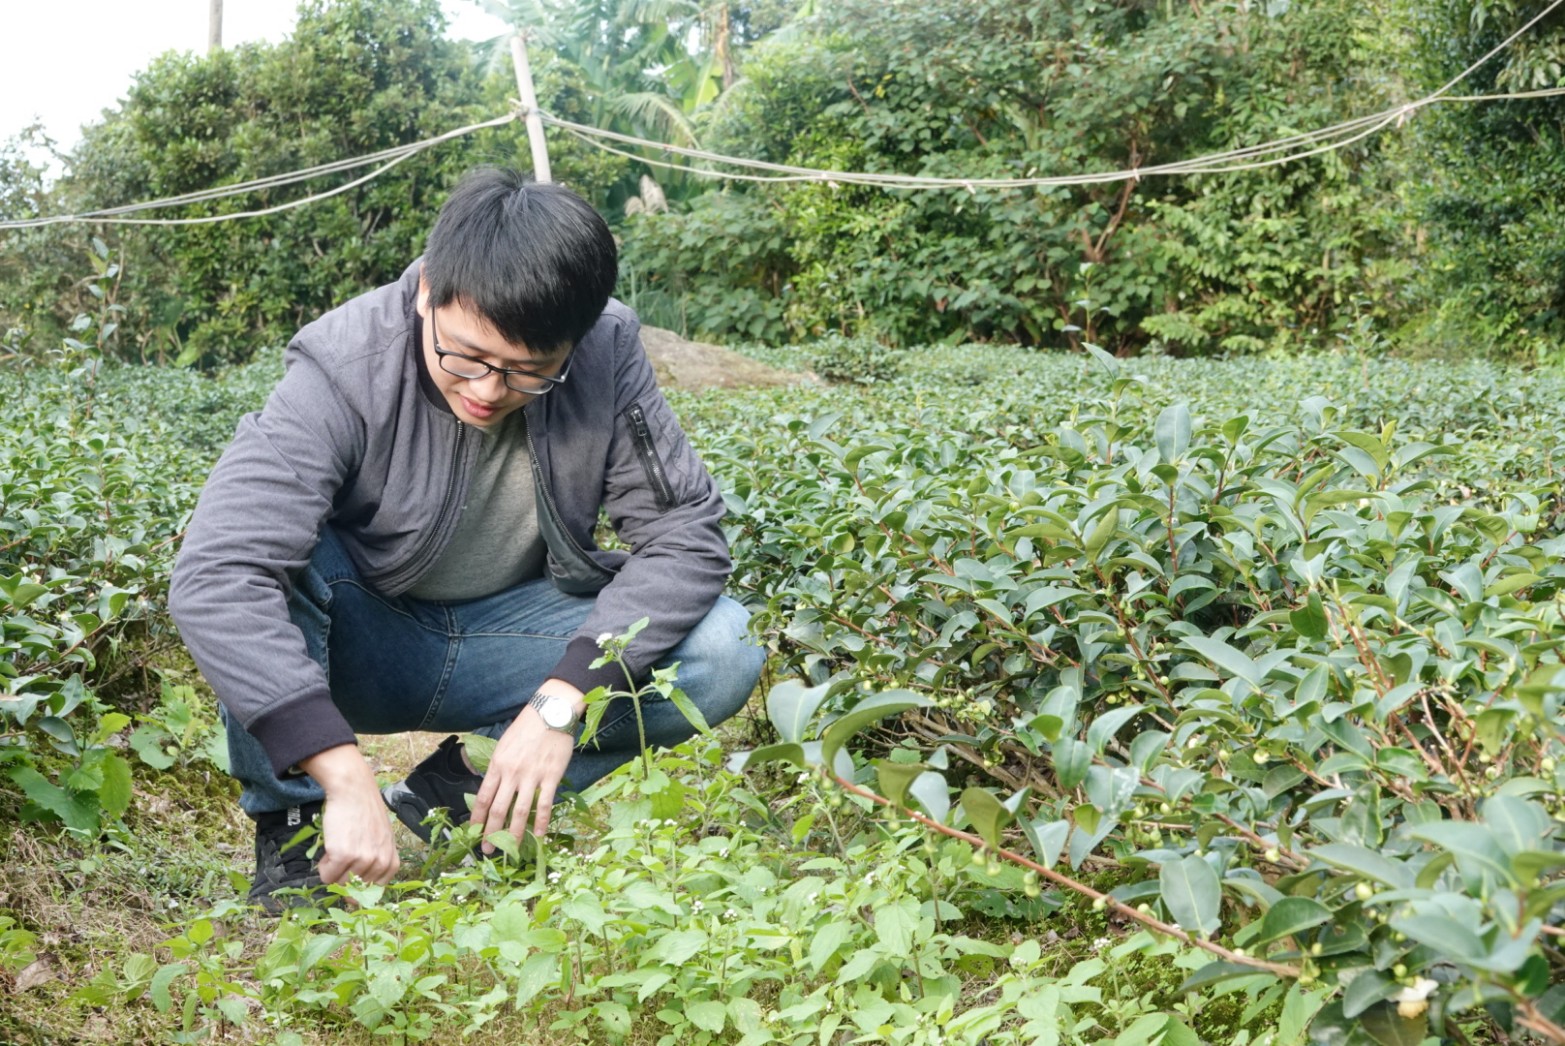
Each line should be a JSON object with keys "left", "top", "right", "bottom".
{"left": 541, "top": 696, "right": 574, "bottom": 730}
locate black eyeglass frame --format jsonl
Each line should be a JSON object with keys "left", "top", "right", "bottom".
{"left": 430, "top": 315, "right": 573, "bottom": 395}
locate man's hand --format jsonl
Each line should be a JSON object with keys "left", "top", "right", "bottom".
{"left": 298, "top": 744, "right": 400, "bottom": 885}
{"left": 470, "top": 680, "right": 584, "bottom": 851}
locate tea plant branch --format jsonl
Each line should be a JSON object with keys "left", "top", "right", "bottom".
{"left": 826, "top": 770, "right": 1303, "bottom": 978}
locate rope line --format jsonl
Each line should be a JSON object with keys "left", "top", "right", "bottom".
{"left": 0, "top": 112, "right": 518, "bottom": 231}
{"left": 544, "top": 0, "right": 1565, "bottom": 190}
{"left": 1, "top": 0, "right": 1561, "bottom": 227}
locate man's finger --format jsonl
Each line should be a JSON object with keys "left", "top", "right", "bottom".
{"left": 533, "top": 794, "right": 554, "bottom": 839}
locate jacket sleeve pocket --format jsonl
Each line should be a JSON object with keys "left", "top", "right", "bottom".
{"left": 624, "top": 400, "right": 677, "bottom": 512}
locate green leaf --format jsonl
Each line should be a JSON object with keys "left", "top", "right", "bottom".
{"left": 1289, "top": 592, "right": 1328, "bottom": 641}
{"left": 766, "top": 680, "right": 834, "bottom": 744}
{"left": 1159, "top": 854, "right": 1221, "bottom": 936}
{"left": 1084, "top": 507, "right": 1119, "bottom": 560}
{"left": 1155, "top": 403, "right": 1192, "bottom": 463}
{"left": 909, "top": 771, "right": 950, "bottom": 824}
{"left": 1052, "top": 737, "right": 1091, "bottom": 789}
{"left": 1407, "top": 820, "right": 1512, "bottom": 887}
{"left": 1181, "top": 636, "right": 1261, "bottom": 688}
{"left": 1341, "top": 969, "right": 1397, "bottom": 1018}
{"left": 1359, "top": 1001, "right": 1427, "bottom": 1046}
{"left": 666, "top": 687, "right": 711, "bottom": 735}
{"left": 96, "top": 753, "right": 133, "bottom": 820}
{"left": 1309, "top": 843, "right": 1413, "bottom": 888}
{"left": 875, "top": 760, "right": 926, "bottom": 807}
{"left": 874, "top": 898, "right": 919, "bottom": 954}
{"left": 686, "top": 1000, "right": 726, "bottom": 1034}
{"left": 1178, "top": 961, "right": 1269, "bottom": 993}
{"left": 1481, "top": 796, "right": 1550, "bottom": 855}
{"left": 807, "top": 920, "right": 850, "bottom": 976}
{"left": 1021, "top": 816, "right": 1069, "bottom": 869}
{"left": 513, "top": 952, "right": 560, "bottom": 1007}
{"left": 10, "top": 766, "right": 98, "bottom": 833}
{"left": 1389, "top": 914, "right": 1484, "bottom": 960}
{"left": 149, "top": 963, "right": 187, "bottom": 1013}
{"left": 1086, "top": 705, "right": 1143, "bottom": 754}
{"left": 1251, "top": 897, "right": 1332, "bottom": 948}
{"left": 961, "top": 787, "right": 1012, "bottom": 850}
{"left": 820, "top": 689, "right": 932, "bottom": 769}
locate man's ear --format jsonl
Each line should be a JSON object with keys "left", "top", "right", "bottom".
{"left": 416, "top": 269, "right": 430, "bottom": 319}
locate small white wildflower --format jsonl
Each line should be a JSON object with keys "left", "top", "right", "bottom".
{"left": 691, "top": 900, "right": 704, "bottom": 912}
{"left": 1393, "top": 977, "right": 1438, "bottom": 1019}
{"left": 808, "top": 891, "right": 820, "bottom": 904}
{"left": 865, "top": 871, "right": 875, "bottom": 884}
{"left": 1092, "top": 936, "right": 1112, "bottom": 949}
{"left": 548, "top": 871, "right": 561, "bottom": 883}
{"left": 720, "top": 848, "right": 730, "bottom": 859}
{"left": 725, "top": 908, "right": 739, "bottom": 922}
{"left": 596, "top": 632, "right": 614, "bottom": 645}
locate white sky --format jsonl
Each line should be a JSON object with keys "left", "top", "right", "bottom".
{"left": 2, "top": 1, "right": 512, "bottom": 153}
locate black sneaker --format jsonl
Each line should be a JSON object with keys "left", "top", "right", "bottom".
{"left": 249, "top": 801, "right": 326, "bottom": 915}
{"left": 381, "top": 735, "right": 483, "bottom": 844}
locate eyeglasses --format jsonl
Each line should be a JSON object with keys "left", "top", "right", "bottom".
{"left": 431, "top": 315, "right": 572, "bottom": 395}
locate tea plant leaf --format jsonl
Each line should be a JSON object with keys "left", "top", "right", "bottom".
{"left": 1180, "top": 636, "right": 1261, "bottom": 688}
{"left": 961, "top": 787, "right": 1012, "bottom": 850}
{"left": 1021, "top": 816, "right": 1070, "bottom": 868}
{"left": 908, "top": 771, "right": 951, "bottom": 824}
{"left": 820, "top": 689, "right": 931, "bottom": 768}
{"left": 766, "top": 680, "right": 834, "bottom": 744}
{"left": 875, "top": 760, "right": 926, "bottom": 807}
{"left": 1341, "top": 969, "right": 1397, "bottom": 1019}
{"left": 1052, "top": 737, "right": 1091, "bottom": 789}
{"left": 1250, "top": 897, "right": 1331, "bottom": 948}
{"left": 1308, "top": 844, "right": 1414, "bottom": 888}
{"left": 1156, "top": 403, "right": 1192, "bottom": 464}
{"left": 1481, "top": 796, "right": 1550, "bottom": 854}
{"left": 1406, "top": 821, "right": 1512, "bottom": 887}
{"left": 1159, "top": 854, "right": 1221, "bottom": 936}
{"left": 1388, "top": 914, "right": 1484, "bottom": 962}
{"left": 1359, "top": 1001, "right": 1428, "bottom": 1046}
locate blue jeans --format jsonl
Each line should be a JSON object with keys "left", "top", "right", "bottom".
{"left": 227, "top": 528, "right": 764, "bottom": 816}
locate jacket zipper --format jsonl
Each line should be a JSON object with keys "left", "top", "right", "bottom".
{"left": 626, "top": 403, "right": 676, "bottom": 511}
{"left": 400, "top": 420, "right": 466, "bottom": 583}
{"left": 523, "top": 413, "right": 615, "bottom": 582}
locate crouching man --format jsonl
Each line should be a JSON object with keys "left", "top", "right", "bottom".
{"left": 169, "top": 168, "right": 764, "bottom": 912}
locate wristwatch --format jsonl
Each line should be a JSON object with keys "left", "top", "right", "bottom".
{"left": 527, "top": 689, "right": 581, "bottom": 735}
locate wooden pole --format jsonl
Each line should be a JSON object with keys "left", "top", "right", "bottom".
{"left": 509, "top": 33, "right": 553, "bottom": 184}
{"left": 208, "top": 0, "right": 223, "bottom": 52}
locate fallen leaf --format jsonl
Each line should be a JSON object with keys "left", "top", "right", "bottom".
{"left": 14, "top": 957, "right": 56, "bottom": 991}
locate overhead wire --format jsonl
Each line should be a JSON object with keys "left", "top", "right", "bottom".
{"left": 1, "top": 0, "right": 1562, "bottom": 228}
{"left": 543, "top": 0, "right": 1565, "bottom": 191}
{"left": 0, "top": 112, "right": 518, "bottom": 231}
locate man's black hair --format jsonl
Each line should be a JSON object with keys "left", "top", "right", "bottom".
{"left": 423, "top": 168, "right": 618, "bottom": 355}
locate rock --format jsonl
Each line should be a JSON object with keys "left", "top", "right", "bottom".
{"left": 638, "top": 325, "right": 815, "bottom": 391}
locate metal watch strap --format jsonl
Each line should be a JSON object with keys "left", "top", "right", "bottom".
{"left": 527, "top": 689, "right": 580, "bottom": 734}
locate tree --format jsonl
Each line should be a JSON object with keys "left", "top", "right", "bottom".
{"left": 1396, "top": 0, "right": 1565, "bottom": 359}
{"left": 6, "top": 0, "right": 625, "bottom": 366}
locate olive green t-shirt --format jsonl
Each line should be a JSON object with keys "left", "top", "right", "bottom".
{"left": 404, "top": 412, "right": 546, "bottom": 601}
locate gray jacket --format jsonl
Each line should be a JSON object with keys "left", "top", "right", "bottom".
{"left": 169, "top": 261, "right": 732, "bottom": 776}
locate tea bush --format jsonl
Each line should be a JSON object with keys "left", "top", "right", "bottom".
{"left": 5, "top": 343, "right": 1565, "bottom": 1044}
{"left": 698, "top": 347, "right": 1565, "bottom": 1044}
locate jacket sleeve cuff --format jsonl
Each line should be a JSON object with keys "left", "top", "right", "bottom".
{"left": 550, "top": 635, "right": 639, "bottom": 697}
{"left": 245, "top": 690, "right": 359, "bottom": 779}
